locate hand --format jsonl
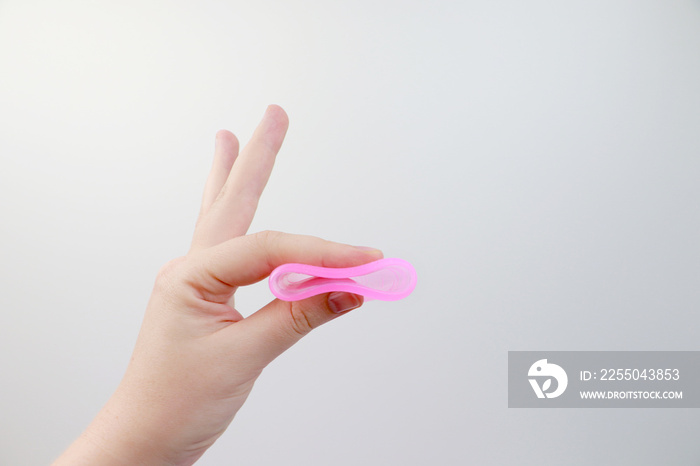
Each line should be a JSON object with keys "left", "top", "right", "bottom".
{"left": 54, "top": 105, "right": 383, "bottom": 465}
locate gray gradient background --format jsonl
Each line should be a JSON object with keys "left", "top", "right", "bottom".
{"left": 1, "top": 1, "right": 699, "bottom": 464}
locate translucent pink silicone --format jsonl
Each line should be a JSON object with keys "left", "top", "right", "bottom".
{"left": 269, "top": 258, "right": 416, "bottom": 302}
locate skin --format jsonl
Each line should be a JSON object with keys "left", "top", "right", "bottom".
{"left": 53, "top": 105, "right": 382, "bottom": 465}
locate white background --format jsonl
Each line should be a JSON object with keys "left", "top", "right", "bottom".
{"left": 1, "top": 1, "right": 699, "bottom": 464}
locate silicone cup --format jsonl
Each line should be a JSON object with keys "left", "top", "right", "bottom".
{"left": 269, "top": 258, "right": 417, "bottom": 302}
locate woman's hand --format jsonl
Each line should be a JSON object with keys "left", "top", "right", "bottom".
{"left": 54, "top": 105, "right": 382, "bottom": 465}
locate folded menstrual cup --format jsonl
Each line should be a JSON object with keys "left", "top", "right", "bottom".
{"left": 269, "top": 258, "right": 416, "bottom": 302}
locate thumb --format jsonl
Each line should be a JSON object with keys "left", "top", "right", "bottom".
{"left": 229, "top": 291, "right": 364, "bottom": 369}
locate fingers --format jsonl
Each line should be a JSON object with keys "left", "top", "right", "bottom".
{"left": 219, "top": 104, "right": 288, "bottom": 236}
{"left": 222, "top": 292, "right": 364, "bottom": 370}
{"left": 200, "top": 130, "right": 239, "bottom": 216}
{"left": 191, "top": 230, "right": 383, "bottom": 299}
{"left": 192, "top": 106, "right": 289, "bottom": 251}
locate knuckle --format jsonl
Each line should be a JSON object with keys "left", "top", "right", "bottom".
{"left": 252, "top": 229, "right": 281, "bottom": 264}
{"left": 287, "top": 301, "right": 316, "bottom": 337}
{"left": 155, "top": 256, "right": 187, "bottom": 289}
{"left": 254, "top": 229, "right": 279, "bottom": 244}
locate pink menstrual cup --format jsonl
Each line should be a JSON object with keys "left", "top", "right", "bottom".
{"left": 269, "top": 258, "right": 416, "bottom": 302}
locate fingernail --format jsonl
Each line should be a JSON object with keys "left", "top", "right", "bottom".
{"left": 263, "top": 104, "right": 278, "bottom": 119}
{"left": 328, "top": 292, "right": 363, "bottom": 314}
{"left": 354, "top": 246, "right": 383, "bottom": 256}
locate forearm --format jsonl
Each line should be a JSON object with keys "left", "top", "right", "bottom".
{"left": 53, "top": 388, "right": 179, "bottom": 466}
